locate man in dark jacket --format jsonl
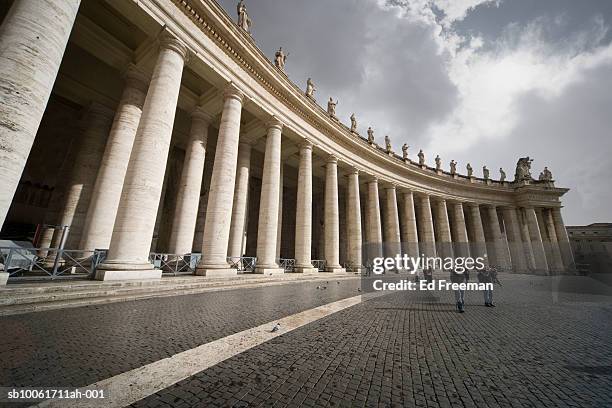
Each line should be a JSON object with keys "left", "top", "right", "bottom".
{"left": 477, "top": 266, "right": 498, "bottom": 307}
{"left": 450, "top": 267, "right": 469, "bottom": 313}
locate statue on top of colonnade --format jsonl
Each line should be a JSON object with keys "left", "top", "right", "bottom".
{"left": 367, "top": 127, "right": 374, "bottom": 144}
{"left": 483, "top": 165, "right": 489, "bottom": 180}
{"left": 499, "top": 167, "right": 506, "bottom": 182}
{"left": 327, "top": 97, "right": 337, "bottom": 118}
{"left": 306, "top": 78, "right": 316, "bottom": 98}
{"left": 514, "top": 157, "right": 533, "bottom": 182}
{"left": 539, "top": 166, "right": 553, "bottom": 181}
{"left": 418, "top": 149, "right": 425, "bottom": 166}
{"left": 350, "top": 113, "right": 357, "bottom": 133}
{"left": 450, "top": 160, "right": 457, "bottom": 175}
{"left": 435, "top": 155, "right": 441, "bottom": 171}
{"left": 275, "top": 47, "right": 288, "bottom": 71}
{"left": 466, "top": 163, "right": 473, "bottom": 177}
{"left": 385, "top": 135, "right": 393, "bottom": 154}
{"left": 237, "top": 1, "right": 252, "bottom": 33}
{"left": 402, "top": 143, "right": 409, "bottom": 161}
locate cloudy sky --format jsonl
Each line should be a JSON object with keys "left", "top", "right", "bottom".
{"left": 219, "top": 0, "right": 612, "bottom": 225}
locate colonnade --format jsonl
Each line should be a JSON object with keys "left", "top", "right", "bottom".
{"left": 0, "top": 0, "right": 574, "bottom": 282}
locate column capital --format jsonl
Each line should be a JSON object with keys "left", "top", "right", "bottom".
{"left": 266, "top": 117, "right": 283, "bottom": 131}
{"left": 465, "top": 201, "right": 481, "bottom": 209}
{"left": 224, "top": 82, "right": 245, "bottom": 103}
{"left": 159, "top": 31, "right": 189, "bottom": 62}
{"left": 190, "top": 107, "right": 214, "bottom": 123}
{"left": 122, "top": 63, "right": 149, "bottom": 93}
{"left": 383, "top": 183, "right": 397, "bottom": 190}
{"left": 326, "top": 154, "right": 338, "bottom": 164}
{"left": 365, "top": 174, "right": 378, "bottom": 184}
{"left": 348, "top": 167, "right": 359, "bottom": 176}
{"left": 299, "top": 138, "right": 313, "bottom": 150}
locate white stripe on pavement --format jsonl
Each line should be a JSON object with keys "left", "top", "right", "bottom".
{"left": 34, "top": 294, "right": 366, "bottom": 408}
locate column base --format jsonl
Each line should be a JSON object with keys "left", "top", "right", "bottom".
{"left": 0, "top": 271, "right": 9, "bottom": 286}
{"left": 324, "top": 266, "right": 346, "bottom": 274}
{"left": 95, "top": 269, "right": 162, "bottom": 281}
{"left": 293, "top": 266, "right": 319, "bottom": 274}
{"left": 254, "top": 267, "right": 285, "bottom": 275}
{"left": 195, "top": 268, "right": 238, "bottom": 278}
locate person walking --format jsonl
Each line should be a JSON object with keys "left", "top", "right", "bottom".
{"left": 477, "top": 266, "right": 498, "bottom": 307}
{"left": 450, "top": 267, "right": 469, "bottom": 313}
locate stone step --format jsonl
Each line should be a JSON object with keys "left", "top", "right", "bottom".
{"left": 0, "top": 274, "right": 360, "bottom": 315}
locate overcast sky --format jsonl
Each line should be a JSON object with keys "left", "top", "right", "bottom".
{"left": 219, "top": 0, "right": 612, "bottom": 226}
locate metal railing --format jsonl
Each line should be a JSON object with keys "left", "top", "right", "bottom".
{"left": 227, "top": 256, "right": 257, "bottom": 273}
{"left": 149, "top": 253, "right": 201, "bottom": 275}
{"left": 0, "top": 247, "right": 106, "bottom": 280}
{"left": 312, "top": 259, "right": 326, "bottom": 272}
{"left": 278, "top": 258, "right": 295, "bottom": 272}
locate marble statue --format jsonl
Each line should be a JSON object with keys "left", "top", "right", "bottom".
{"left": 483, "top": 165, "right": 489, "bottom": 180}
{"left": 539, "top": 166, "right": 553, "bottom": 181}
{"left": 450, "top": 160, "right": 457, "bottom": 175}
{"left": 274, "top": 47, "right": 287, "bottom": 70}
{"left": 305, "top": 78, "right": 316, "bottom": 98}
{"left": 402, "top": 143, "right": 409, "bottom": 160}
{"left": 367, "top": 127, "right": 374, "bottom": 144}
{"left": 385, "top": 135, "right": 392, "bottom": 153}
{"left": 350, "top": 113, "right": 357, "bottom": 133}
{"left": 327, "top": 97, "right": 337, "bottom": 118}
{"left": 467, "top": 163, "right": 473, "bottom": 177}
{"left": 435, "top": 155, "right": 441, "bottom": 170}
{"left": 418, "top": 149, "right": 425, "bottom": 166}
{"left": 514, "top": 157, "right": 533, "bottom": 182}
{"left": 237, "top": 1, "right": 252, "bottom": 32}
{"left": 499, "top": 168, "right": 506, "bottom": 182}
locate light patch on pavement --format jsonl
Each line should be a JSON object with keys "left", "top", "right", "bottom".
{"left": 33, "top": 294, "right": 368, "bottom": 408}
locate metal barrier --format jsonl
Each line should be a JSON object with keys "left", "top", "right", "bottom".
{"left": 227, "top": 256, "right": 257, "bottom": 273}
{"left": 149, "top": 253, "right": 201, "bottom": 275}
{"left": 1, "top": 247, "right": 106, "bottom": 280}
{"left": 312, "top": 259, "right": 326, "bottom": 272}
{"left": 278, "top": 258, "right": 295, "bottom": 272}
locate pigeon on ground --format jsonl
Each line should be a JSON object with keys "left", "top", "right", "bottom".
{"left": 270, "top": 323, "right": 281, "bottom": 332}
{"left": 357, "top": 288, "right": 362, "bottom": 292}
{"left": 337, "top": 281, "right": 340, "bottom": 284}
{"left": 316, "top": 286, "right": 320, "bottom": 289}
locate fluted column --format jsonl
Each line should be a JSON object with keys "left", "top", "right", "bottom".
{"left": 485, "top": 205, "right": 510, "bottom": 270}
{"left": 519, "top": 209, "right": 536, "bottom": 269}
{"left": 276, "top": 164, "right": 283, "bottom": 259}
{"left": 417, "top": 195, "right": 436, "bottom": 259}
{"left": 365, "top": 177, "right": 383, "bottom": 261}
{"left": 167, "top": 109, "right": 211, "bottom": 254}
{"left": 450, "top": 202, "right": 469, "bottom": 258}
{"left": 254, "top": 119, "right": 283, "bottom": 274}
{"left": 400, "top": 191, "right": 419, "bottom": 260}
{"left": 0, "top": 0, "right": 81, "bottom": 229}
{"left": 466, "top": 203, "right": 488, "bottom": 265}
{"left": 79, "top": 65, "right": 149, "bottom": 251}
{"left": 324, "top": 156, "right": 344, "bottom": 273}
{"left": 383, "top": 185, "right": 401, "bottom": 259}
{"left": 346, "top": 169, "right": 362, "bottom": 272}
{"left": 294, "top": 141, "right": 317, "bottom": 273}
{"left": 55, "top": 103, "right": 115, "bottom": 250}
{"left": 96, "top": 34, "right": 188, "bottom": 281}
{"left": 501, "top": 207, "right": 527, "bottom": 272}
{"left": 536, "top": 208, "right": 557, "bottom": 273}
{"left": 196, "top": 85, "right": 244, "bottom": 276}
{"left": 524, "top": 207, "right": 549, "bottom": 274}
{"left": 544, "top": 209, "right": 565, "bottom": 272}
{"left": 227, "top": 142, "right": 252, "bottom": 258}
{"left": 551, "top": 207, "right": 574, "bottom": 270}
{"left": 433, "top": 198, "right": 453, "bottom": 259}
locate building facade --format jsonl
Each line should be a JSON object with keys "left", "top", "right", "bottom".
{"left": 567, "top": 223, "right": 612, "bottom": 274}
{"left": 0, "top": 0, "right": 574, "bottom": 282}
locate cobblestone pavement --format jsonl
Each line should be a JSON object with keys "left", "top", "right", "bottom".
{"left": 0, "top": 278, "right": 360, "bottom": 389}
{"left": 132, "top": 275, "right": 612, "bottom": 408}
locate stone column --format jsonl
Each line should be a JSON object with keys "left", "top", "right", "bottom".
{"left": 450, "top": 202, "right": 469, "bottom": 258}
{"left": 294, "top": 141, "right": 317, "bottom": 273}
{"left": 400, "top": 191, "right": 419, "bottom": 260}
{"left": 324, "top": 156, "right": 345, "bottom": 273}
{"left": 433, "top": 198, "right": 453, "bottom": 260}
{"left": 254, "top": 119, "right": 284, "bottom": 274}
{"left": 79, "top": 65, "right": 149, "bottom": 251}
{"left": 518, "top": 209, "right": 536, "bottom": 270}
{"left": 227, "top": 142, "right": 251, "bottom": 258}
{"left": 485, "top": 205, "right": 510, "bottom": 270}
{"left": 383, "top": 185, "right": 401, "bottom": 259}
{"left": 196, "top": 85, "right": 244, "bottom": 277}
{"left": 551, "top": 207, "right": 574, "bottom": 270}
{"left": 365, "top": 177, "right": 383, "bottom": 261}
{"left": 0, "top": 0, "right": 81, "bottom": 229}
{"left": 524, "top": 207, "right": 549, "bottom": 274}
{"left": 346, "top": 169, "right": 362, "bottom": 272}
{"left": 276, "top": 164, "right": 283, "bottom": 259}
{"left": 96, "top": 34, "right": 188, "bottom": 281}
{"left": 544, "top": 209, "right": 565, "bottom": 272}
{"left": 167, "top": 109, "right": 211, "bottom": 255}
{"left": 536, "top": 208, "right": 556, "bottom": 273}
{"left": 466, "top": 203, "right": 488, "bottom": 265}
{"left": 56, "top": 103, "right": 115, "bottom": 250}
{"left": 417, "top": 195, "right": 436, "bottom": 259}
{"left": 501, "top": 207, "right": 527, "bottom": 273}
